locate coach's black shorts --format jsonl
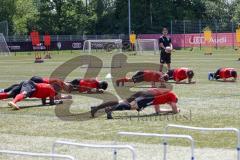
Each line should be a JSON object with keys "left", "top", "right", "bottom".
{"left": 30, "top": 76, "right": 44, "bottom": 83}
{"left": 20, "top": 80, "right": 37, "bottom": 97}
{"left": 160, "top": 51, "right": 171, "bottom": 64}
{"left": 132, "top": 71, "right": 144, "bottom": 83}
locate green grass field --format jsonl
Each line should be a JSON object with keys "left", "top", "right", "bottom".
{"left": 0, "top": 48, "right": 239, "bottom": 160}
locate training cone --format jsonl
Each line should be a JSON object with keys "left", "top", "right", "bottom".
{"left": 34, "top": 58, "right": 44, "bottom": 63}
{"left": 105, "top": 73, "right": 112, "bottom": 79}
{"left": 44, "top": 54, "right": 52, "bottom": 59}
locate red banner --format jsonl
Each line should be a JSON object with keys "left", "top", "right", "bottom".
{"left": 138, "top": 33, "right": 237, "bottom": 48}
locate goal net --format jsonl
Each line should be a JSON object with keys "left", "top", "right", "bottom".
{"left": 83, "top": 39, "right": 122, "bottom": 54}
{"left": 0, "top": 21, "right": 8, "bottom": 37}
{"left": 136, "top": 39, "right": 159, "bottom": 54}
{"left": 0, "top": 33, "right": 10, "bottom": 55}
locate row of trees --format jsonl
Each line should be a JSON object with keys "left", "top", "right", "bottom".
{"left": 1, "top": 0, "right": 240, "bottom": 35}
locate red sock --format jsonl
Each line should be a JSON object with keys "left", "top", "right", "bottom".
{"left": 0, "top": 93, "right": 9, "bottom": 100}
{"left": 13, "top": 93, "right": 25, "bottom": 103}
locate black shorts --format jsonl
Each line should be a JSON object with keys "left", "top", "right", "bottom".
{"left": 135, "top": 95, "right": 154, "bottom": 109}
{"left": 30, "top": 76, "right": 44, "bottom": 83}
{"left": 7, "top": 81, "right": 24, "bottom": 98}
{"left": 132, "top": 71, "right": 144, "bottom": 83}
{"left": 20, "top": 80, "right": 36, "bottom": 97}
{"left": 69, "top": 78, "right": 82, "bottom": 86}
{"left": 160, "top": 51, "right": 171, "bottom": 64}
{"left": 4, "top": 84, "right": 20, "bottom": 93}
{"left": 127, "top": 91, "right": 154, "bottom": 109}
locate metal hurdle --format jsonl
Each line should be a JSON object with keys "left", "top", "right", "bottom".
{"left": 0, "top": 149, "right": 75, "bottom": 160}
{"left": 165, "top": 124, "right": 240, "bottom": 160}
{"left": 52, "top": 140, "right": 136, "bottom": 160}
{"left": 113, "top": 131, "right": 195, "bottom": 160}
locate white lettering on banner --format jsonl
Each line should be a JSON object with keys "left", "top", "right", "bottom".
{"left": 189, "top": 37, "right": 205, "bottom": 44}
{"left": 9, "top": 46, "right": 21, "bottom": 50}
{"left": 72, "top": 42, "right": 82, "bottom": 49}
{"left": 33, "top": 46, "right": 46, "bottom": 50}
{"left": 189, "top": 36, "right": 227, "bottom": 44}
{"left": 210, "top": 37, "right": 227, "bottom": 43}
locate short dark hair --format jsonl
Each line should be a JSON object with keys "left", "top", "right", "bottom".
{"left": 231, "top": 70, "right": 237, "bottom": 78}
{"left": 166, "top": 69, "right": 174, "bottom": 78}
{"left": 163, "top": 74, "right": 169, "bottom": 81}
{"left": 162, "top": 27, "right": 168, "bottom": 31}
{"left": 70, "top": 79, "right": 81, "bottom": 86}
{"left": 187, "top": 70, "right": 194, "bottom": 79}
{"left": 99, "top": 81, "right": 108, "bottom": 90}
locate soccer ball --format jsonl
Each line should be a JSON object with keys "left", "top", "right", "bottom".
{"left": 165, "top": 46, "right": 172, "bottom": 53}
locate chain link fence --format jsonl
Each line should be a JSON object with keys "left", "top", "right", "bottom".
{"left": 6, "top": 34, "right": 129, "bottom": 42}
{"left": 140, "top": 20, "right": 240, "bottom": 49}
{"left": 4, "top": 20, "right": 240, "bottom": 49}
{"left": 0, "top": 21, "right": 8, "bottom": 37}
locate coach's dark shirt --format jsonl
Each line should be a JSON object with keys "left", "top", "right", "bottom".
{"left": 159, "top": 36, "right": 171, "bottom": 49}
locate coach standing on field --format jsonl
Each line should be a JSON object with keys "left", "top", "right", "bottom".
{"left": 159, "top": 27, "right": 173, "bottom": 72}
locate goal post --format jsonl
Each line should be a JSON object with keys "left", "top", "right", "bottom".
{"left": 83, "top": 39, "right": 122, "bottom": 54}
{"left": 0, "top": 20, "right": 8, "bottom": 37}
{"left": 135, "top": 39, "right": 159, "bottom": 55}
{"left": 0, "top": 33, "right": 10, "bottom": 55}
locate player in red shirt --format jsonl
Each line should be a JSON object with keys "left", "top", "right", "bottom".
{"left": 167, "top": 68, "right": 194, "bottom": 83}
{"left": 91, "top": 88, "right": 179, "bottom": 119}
{"left": 30, "top": 76, "right": 72, "bottom": 99}
{"left": 30, "top": 76, "right": 71, "bottom": 92}
{"left": 8, "top": 80, "right": 62, "bottom": 110}
{"left": 116, "top": 70, "right": 169, "bottom": 87}
{"left": 209, "top": 68, "right": 237, "bottom": 81}
{"left": 67, "top": 78, "right": 108, "bottom": 93}
{"left": 0, "top": 76, "right": 72, "bottom": 100}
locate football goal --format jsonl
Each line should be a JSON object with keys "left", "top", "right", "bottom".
{"left": 135, "top": 39, "right": 159, "bottom": 54}
{"left": 0, "top": 33, "right": 10, "bottom": 55}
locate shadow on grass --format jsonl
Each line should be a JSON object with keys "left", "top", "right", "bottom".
{"left": 5, "top": 104, "right": 47, "bottom": 110}
{"left": 166, "top": 81, "right": 196, "bottom": 84}
{"left": 55, "top": 99, "right": 106, "bottom": 121}
{"left": 215, "top": 80, "right": 236, "bottom": 83}
{"left": 113, "top": 112, "right": 175, "bottom": 120}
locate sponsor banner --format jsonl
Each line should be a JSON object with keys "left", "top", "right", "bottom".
{"left": 7, "top": 41, "right": 85, "bottom": 52}
{"left": 7, "top": 40, "right": 130, "bottom": 52}
{"left": 138, "top": 33, "right": 237, "bottom": 48}
{"left": 6, "top": 33, "right": 238, "bottom": 52}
